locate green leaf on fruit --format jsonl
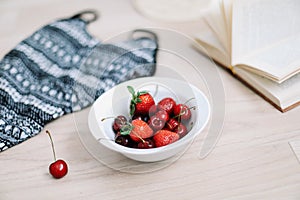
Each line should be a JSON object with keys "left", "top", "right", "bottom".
{"left": 120, "top": 130, "right": 131, "bottom": 135}
{"left": 130, "top": 101, "right": 135, "bottom": 116}
{"left": 120, "top": 124, "right": 134, "bottom": 135}
{"left": 138, "top": 91, "right": 148, "bottom": 95}
{"left": 127, "top": 86, "right": 135, "bottom": 96}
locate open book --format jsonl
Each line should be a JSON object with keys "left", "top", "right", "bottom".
{"left": 195, "top": 0, "right": 300, "bottom": 112}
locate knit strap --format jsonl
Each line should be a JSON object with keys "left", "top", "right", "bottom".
{"left": 71, "top": 10, "right": 99, "bottom": 24}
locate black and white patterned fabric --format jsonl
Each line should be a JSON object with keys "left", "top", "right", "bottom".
{"left": 0, "top": 11, "right": 158, "bottom": 152}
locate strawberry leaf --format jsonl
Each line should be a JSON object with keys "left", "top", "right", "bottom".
{"left": 120, "top": 123, "right": 134, "bottom": 135}
{"left": 139, "top": 91, "right": 148, "bottom": 95}
{"left": 120, "top": 130, "right": 131, "bottom": 135}
{"left": 127, "top": 86, "right": 135, "bottom": 96}
{"left": 136, "top": 98, "right": 142, "bottom": 103}
{"left": 130, "top": 102, "right": 135, "bottom": 116}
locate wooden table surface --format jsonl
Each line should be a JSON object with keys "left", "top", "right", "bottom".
{"left": 1, "top": 0, "right": 300, "bottom": 199}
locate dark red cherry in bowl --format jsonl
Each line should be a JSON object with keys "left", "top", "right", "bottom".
{"left": 165, "top": 118, "right": 179, "bottom": 131}
{"left": 112, "top": 115, "right": 127, "bottom": 133}
{"left": 174, "top": 123, "right": 188, "bottom": 138}
{"left": 173, "top": 104, "right": 192, "bottom": 121}
{"left": 137, "top": 138, "right": 155, "bottom": 149}
{"left": 148, "top": 115, "right": 165, "bottom": 131}
{"left": 148, "top": 104, "right": 158, "bottom": 116}
{"left": 157, "top": 97, "right": 176, "bottom": 115}
{"left": 155, "top": 110, "right": 169, "bottom": 122}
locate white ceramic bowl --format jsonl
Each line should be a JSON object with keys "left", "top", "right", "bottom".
{"left": 88, "top": 77, "right": 210, "bottom": 162}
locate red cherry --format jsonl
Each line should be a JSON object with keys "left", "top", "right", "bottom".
{"left": 173, "top": 104, "right": 192, "bottom": 121}
{"left": 112, "top": 115, "right": 127, "bottom": 133}
{"left": 46, "top": 130, "right": 68, "bottom": 179}
{"left": 155, "top": 110, "right": 169, "bottom": 122}
{"left": 137, "top": 138, "right": 155, "bottom": 149}
{"left": 148, "top": 115, "right": 165, "bottom": 131}
{"left": 115, "top": 134, "right": 133, "bottom": 147}
{"left": 165, "top": 118, "right": 179, "bottom": 131}
{"left": 174, "top": 123, "right": 188, "bottom": 138}
{"left": 148, "top": 104, "right": 158, "bottom": 116}
{"left": 49, "top": 159, "right": 68, "bottom": 179}
{"left": 101, "top": 115, "right": 128, "bottom": 133}
{"left": 157, "top": 97, "right": 176, "bottom": 115}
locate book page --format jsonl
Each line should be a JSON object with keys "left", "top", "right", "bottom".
{"left": 231, "top": 0, "right": 300, "bottom": 81}
{"left": 235, "top": 35, "right": 300, "bottom": 83}
{"left": 221, "top": 0, "right": 233, "bottom": 56}
{"left": 204, "top": 0, "right": 229, "bottom": 54}
{"left": 194, "top": 23, "right": 230, "bottom": 67}
{"left": 195, "top": 24, "right": 227, "bottom": 54}
{"left": 235, "top": 67, "right": 300, "bottom": 110}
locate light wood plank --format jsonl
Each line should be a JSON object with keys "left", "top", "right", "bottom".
{"left": 0, "top": 0, "right": 300, "bottom": 199}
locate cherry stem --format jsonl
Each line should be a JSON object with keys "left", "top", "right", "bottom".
{"left": 172, "top": 105, "right": 197, "bottom": 119}
{"left": 101, "top": 117, "right": 115, "bottom": 121}
{"left": 189, "top": 106, "right": 196, "bottom": 110}
{"left": 183, "top": 97, "right": 195, "bottom": 105}
{"left": 46, "top": 130, "right": 57, "bottom": 161}
{"left": 131, "top": 129, "right": 146, "bottom": 143}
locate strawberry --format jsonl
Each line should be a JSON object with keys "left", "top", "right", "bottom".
{"left": 121, "top": 119, "right": 153, "bottom": 142}
{"left": 127, "top": 86, "right": 155, "bottom": 116}
{"left": 153, "top": 130, "right": 179, "bottom": 147}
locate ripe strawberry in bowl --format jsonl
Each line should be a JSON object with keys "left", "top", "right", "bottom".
{"left": 127, "top": 86, "right": 155, "bottom": 117}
